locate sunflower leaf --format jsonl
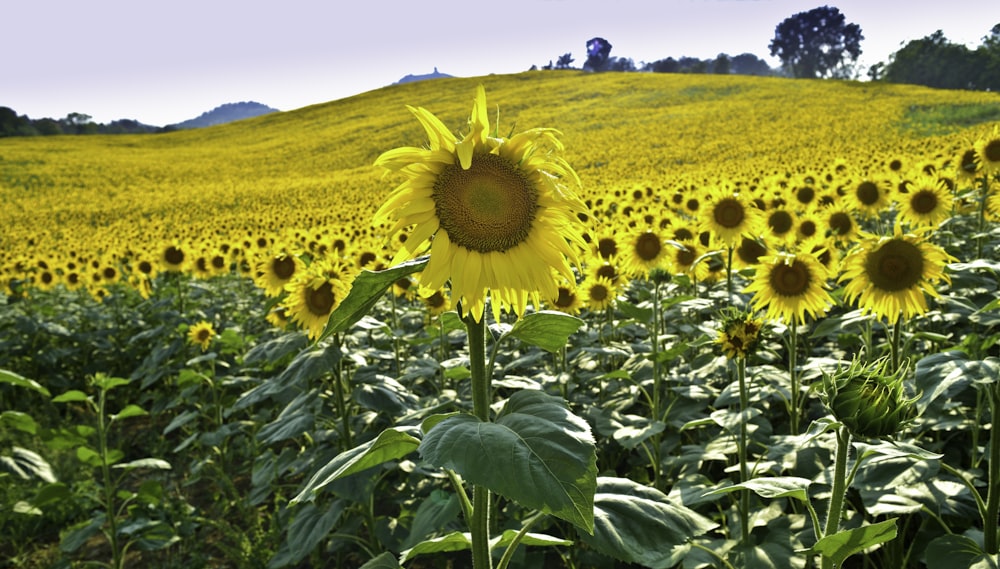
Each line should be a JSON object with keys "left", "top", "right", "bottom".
{"left": 0, "top": 369, "right": 50, "bottom": 397}
{"left": 319, "top": 256, "right": 428, "bottom": 342}
{"left": 808, "top": 518, "right": 899, "bottom": 566}
{"left": 502, "top": 310, "right": 585, "bottom": 353}
{"left": 419, "top": 390, "right": 597, "bottom": 533}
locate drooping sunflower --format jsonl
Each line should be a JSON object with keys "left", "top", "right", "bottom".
{"left": 744, "top": 251, "right": 834, "bottom": 325}
{"left": 840, "top": 224, "right": 955, "bottom": 325}
{"left": 283, "top": 261, "right": 350, "bottom": 340}
{"left": 894, "top": 175, "right": 954, "bottom": 228}
{"left": 373, "top": 85, "right": 587, "bottom": 322}
{"left": 187, "top": 321, "right": 216, "bottom": 352}
{"left": 699, "top": 188, "right": 765, "bottom": 247}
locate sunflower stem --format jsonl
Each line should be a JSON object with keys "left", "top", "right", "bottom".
{"left": 737, "top": 355, "right": 751, "bottom": 545}
{"left": 821, "top": 426, "right": 852, "bottom": 569}
{"left": 976, "top": 175, "right": 990, "bottom": 261}
{"left": 463, "top": 311, "right": 493, "bottom": 569}
{"left": 889, "top": 314, "right": 903, "bottom": 373}
{"left": 726, "top": 246, "right": 734, "bottom": 304}
{"left": 984, "top": 380, "right": 1000, "bottom": 554}
{"left": 789, "top": 323, "right": 800, "bottom": 436}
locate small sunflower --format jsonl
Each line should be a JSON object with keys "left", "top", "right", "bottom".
{"left": 840, "top": 225, "right": 955, "bottom": 324}
{"left": 373, "top": 85, "right": 587, "bottom": 323}
{"left": 160, "top": 242, "right": 187, "bottom": 273}
{"left": 620, "top": 227, "right": 670, "bottom": 279}
{"left": 699, "top": 188, "right": 765, "bottom": 247}
{"left": 283, "top": 262, "right": 350, "bottom": 340}
{"left": 254, "top": 253, "right": 303, "bottom": 297}
{"left": 582, "top": 275, "right": 617, "bottom": 312}
{"left": 188, "top": 321, "right": 216, "bottom": 352}
{"left": 847, "top": 178, "right": 892, "bottom": 218}
{"left": 823, "top": 206, "right": 859, "bottom": 242}
{"left": 895, "top": 175, "right": 954, "bottom": 228}
{"left": 975, "top": 125, "right": 1000, "bottom": 175}
{"left": 548, "top": 278, "right": 584, "bottom": 315}
{"left": 422, "top": 288, "right": 451, "bottom": 317}
{"left": 764, "top": 207, "right": 797, "bottom": 246}
{"left": 744, "top": 251, "right": 834, "bottom": 325}
{"left": 716, "top": 312, "right": 764, "bottom": 360}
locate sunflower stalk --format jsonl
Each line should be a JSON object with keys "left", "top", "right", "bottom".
{"left": 985, "top": 380, "right": 1000, "bottom": 554}
{"left": 736, "top": 355, "right": 751, "bottom": 545}
{"left": 789, "top": 323, "right": 801, "bottom": 436}
{"left": 821, "top": 425, "right": 852, "bottom": 569}
{"left": 464, "top": 311, "right": 494, "bottom": 569}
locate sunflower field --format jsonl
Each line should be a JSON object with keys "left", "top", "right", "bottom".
{"left": 2, "top": 70, "right": 1000, "bottom": 569}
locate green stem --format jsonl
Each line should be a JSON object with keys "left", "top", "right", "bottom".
{"left": 789, "top": 323, "right": 800, "bottom": 436}
{"left": 976, "top": 176, "right": 990, "bottom": 261}
{"left": 737, "top": 356, "right": 751, "bottom": 545}
{"left": 689, "top": 542, "right": 737, "bottom": 569}
{"left": 726, "top": 246, "right": 734, "bottom": 304}
{"left": 97, "top": 388, "right": 122, "bottom": 569}
{"left": 822, "top": 426, "right": 851, "bottom": 569}
{"left": 889, "top": 315, "right": 903, "bottom": 373}
{"left": 496, "top": 512, "right": 543, "bottom": 569}
{"left": 464, "top": 312, "right": 493, "bottom": 569}
{"left": 984, "top": 381, "right": 1000, "bottom": 554}
{"left": 651, "top": 279, "right": 661, "bottom": 421}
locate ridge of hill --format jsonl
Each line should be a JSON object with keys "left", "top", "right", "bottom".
{"left": 168, "top": 101, "right": 280, "bottom": 130}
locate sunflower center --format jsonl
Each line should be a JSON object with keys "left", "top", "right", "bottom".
{"left": 713, "top": 198, "right": 745, "bottom": 229}
{"left": 596, "top": 264, "right": 618, "bottom": 282}
{"left": 634, "top": 232, "right": 662, "bottom": 261}
{"left": 433, "top": 153, "right": 538, "bottom": 253}
{"left": 768, "top": 211, "right": 793, "bottom": 234}
{"left": 598, "top": 237, "right": 618, "bottom": 259}
{"left": 799, "top": 220, "right": 817, "bottom": 238}
{"left": 961, "top": 149, "right": 979, "bottom": 173}
{"left": 305, "top": 281, "right": 336, "bottom": 316}
{"left": 986, "top": 140, "right": 1000, "bottom": 163}
{"left": 856, "top": 181, "right": 880, "bottom": 206}
{"left": 589, "top": 283, "right": 609, "bottom": 302}
{"left": 910, "top": 190, "right": 938, "bottom": 215}
{"left": 829, "top": 212, "right": 853, "bottom": 236}
{"left": 197, "top": 329, "right": 211, "bottom": 342}
{"left": 676, "top": 246, "right": 696, "bottom": 267}
{"left": 769, "top": 260, "right": 811, "bottom": 297}
{"left": 554, "top": 287, "right": 576, "bottom": 308}
{"left": 737, "top": 238, "right": 767, "bottom": 264}
{"left": 164, "top": 246, "right": 184, "bottom": 265}
{"left": 865, "top": 239, "right": 924, "bottom": 292}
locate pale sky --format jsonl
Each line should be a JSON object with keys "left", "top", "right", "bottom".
{"left": 3, "top": 0, "right": 997, "bottom": 126}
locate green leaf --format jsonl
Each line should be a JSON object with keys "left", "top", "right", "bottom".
{"left": 399, "top": 530, "right": 572, "bottom": 564}
{"left": 810, "top": 518, "right": 898, "bottom": 566}
{"left": 93, "top": 375, "right": 130, "bottom": 391}
{"left": 580, "top": 476, "right": 717, "bottom": 568}
{"left": 112, "top": 458, "right": 172, "bottom": 471}
{"left": 0, "top": 447, "right": 56, "bottom": 483}
{"left": 292, "top": 427, "right": 421, "bottom": 504}
{"left": 419, "top": 390, "right": 597, "bottom": 533}
{"left": 358, "top": 552, "right": 401, "bottom": 569}
{"left": 32, "top": 482, "right": 72, "bottom": 509}
{"left": 268, "top": 501, "right": 345, "bottom": 568}
{"left": 401, "top": 489, "right": 462, "bottom": 549}
{"left": 13, "top": 500, "right": 42, "bottom": 516}
{"left": 502, "top": 310, "right": 585, "bottom": 353}
{"left": 319, "top": 256, "right": 428, "bottom": 341}
{"left": 925, "top": 534, "right": 999, "bottom": 569}
{"left": 60, "top": 514, "right": 106, "bottom": 553}
{"left": 52, "top": 390, "right": 89, "bottom": 403}
{"left": 0, "top": 369, "right": 50, "bottom": 397}
{"left": 111, "top": 404, "right": 148, "bottom": 422}
{"left": 704, "top": 476, "right": 812, "bottom": 503}
{"left": 1, "top": 411, "right": 39, "bottom": 435}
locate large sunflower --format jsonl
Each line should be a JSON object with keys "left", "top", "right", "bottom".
{"left": 894, "top": 175, "right": 954, "bottom": 228}
{"left": 744, "top": 251, "right": 834, "bottom": 325}
{"left": 840, "top": 225, "right": 954, "bottom": 324}
{"left": 373, "top": 86, "right": 587, "bottom": 322}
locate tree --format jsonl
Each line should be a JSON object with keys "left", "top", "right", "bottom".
{"left": 712, "top": 54, "right": 731, "bottom": 74}
{"left": 882, "top": 31, "right": 985, "bottom": 90}
{"left": 730, "top": 53, "right": 773, "bottom": 76}
{"left": 769, "top": 5, "right": 863, "bottom": 78}
{"left": 584, "top": 37, "right": 613, "bottom": 71}
{"left": 556, "top": 53, "right": 575, "bottom": 69}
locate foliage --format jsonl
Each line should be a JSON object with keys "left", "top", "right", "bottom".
{"left": 880, "top": 30, "right": 1000, "bottom": 92}
{"left": 769, "top": 5, "right": 864, "bottom": 78}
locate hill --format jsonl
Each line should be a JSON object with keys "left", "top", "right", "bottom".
{"left": 168, "top": 101, "right": 279, "bottom": 130}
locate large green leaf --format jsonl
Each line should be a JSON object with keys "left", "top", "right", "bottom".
{"left": 267, "top": 501, "right": 345, "bottom": 568}
{"left": 502, "top": 310, "right": 585, "bottom": 353}
{"left": 292, "top": 427, "right": 421, "bottom": 504}
{"left": 0, "top": 369, "right": 50, "bottom": 397}
{"left": 319, "top": 256, "right": 428, "bottom": 341}
{"left": 399, "top": 529, "right": 572, "bottom": 564}
{"left": 704, "top": 476, "right": 812, "bottom": 503}
{"left": 580, "top": 476, "right": 717, "bottom": 568}
{"left": 1, "top": 411, "right": 39, "bottom": 435}
{"left": 419, "top": 390, "right": 597, "bottom": 533}
{"left": 925, "top": 534, "right": 999, "bottom": 569}
{"left": 810, "top": 518, "right": 898, "bottom": 566}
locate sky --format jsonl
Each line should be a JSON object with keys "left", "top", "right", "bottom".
{"left": 3, "top": 0, "right": 998, "bottom": 126}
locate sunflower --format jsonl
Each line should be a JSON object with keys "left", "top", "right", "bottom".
{"left": 373, "top": 85, "right": 587, "bottom": 323}
{"left": 699, "top": 188, "right": 765, "bottom": 247}
{"left": 254, "top": 253, "right": 303, "bottom": 297}
{"left": 823, "top": 206, "right": 859, "bottom": 242}
{"left": 840, "top": 225, "right": 955, "bottom": 324}
{"left": 582, "top": 275, "right": 617, "bottom": 312}
{"left": 716, "top": 312, "right": 764, "bottom": 360}
{"left": 160, "top": 242, "right": 187, "bottom": 273}
{"left": 734, "top": 236, "right": 768, "bottom": 269}
{"left": 895, "top": 175, "right": 954, "bottom": 228}
{"left": 422, "top": 288, "right": 451, "bottom": 317}
{"left": 283, "top": 261, "right": 350, "bottom": 340}
{"left": 620, "top": 227, "right": 670, "bottom": 278}
{"left": 764, "top": 207, "right": 797, "bottom": 246}
{"left": 548, "top": 277, "right": 584, "bottom": 315}
{"left": 744, "top": 251, "right": 834, "bottom": 325}
{"left": 846, "top": 178, "right": 892, "bottom": 218}
{"left": 187, "top": 321, "right": 216, "bottom": 352}
{"left": 976, "top": 125, "right": 1000, "bottom": 175}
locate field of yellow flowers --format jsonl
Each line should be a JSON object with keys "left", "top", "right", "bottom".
{"left": 2, "top": 71, "right": 1000, "bottom": 569}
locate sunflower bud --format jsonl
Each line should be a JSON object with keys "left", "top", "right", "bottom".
{"left": 823, "top": 357, "right": 917, "bottom": 439}
{"left": 716, "top": 311, "right": 763, "bottom": 360}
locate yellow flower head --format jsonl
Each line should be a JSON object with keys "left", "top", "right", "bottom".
{"left": 745, "top": 251, "right": 834, "bottom": 325}
{"left": 188, "top": 321, "right": 216, "bottom": 352}
{"left": 840, "top": 224, "right": 955, "bottom": 325}
{"left": 373, "top": 86, "right": 587, "bottom": 322}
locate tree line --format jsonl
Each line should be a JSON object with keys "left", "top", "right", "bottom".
{"left": 3, "top": 5, "right": 998, "bottom": 138}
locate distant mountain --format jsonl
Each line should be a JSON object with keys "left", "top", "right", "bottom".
{"left": 395, "top": 67, "right": 454, "bottom": 85}
{"left": 168, "top": 101, "right": 279, "bottom": 130}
